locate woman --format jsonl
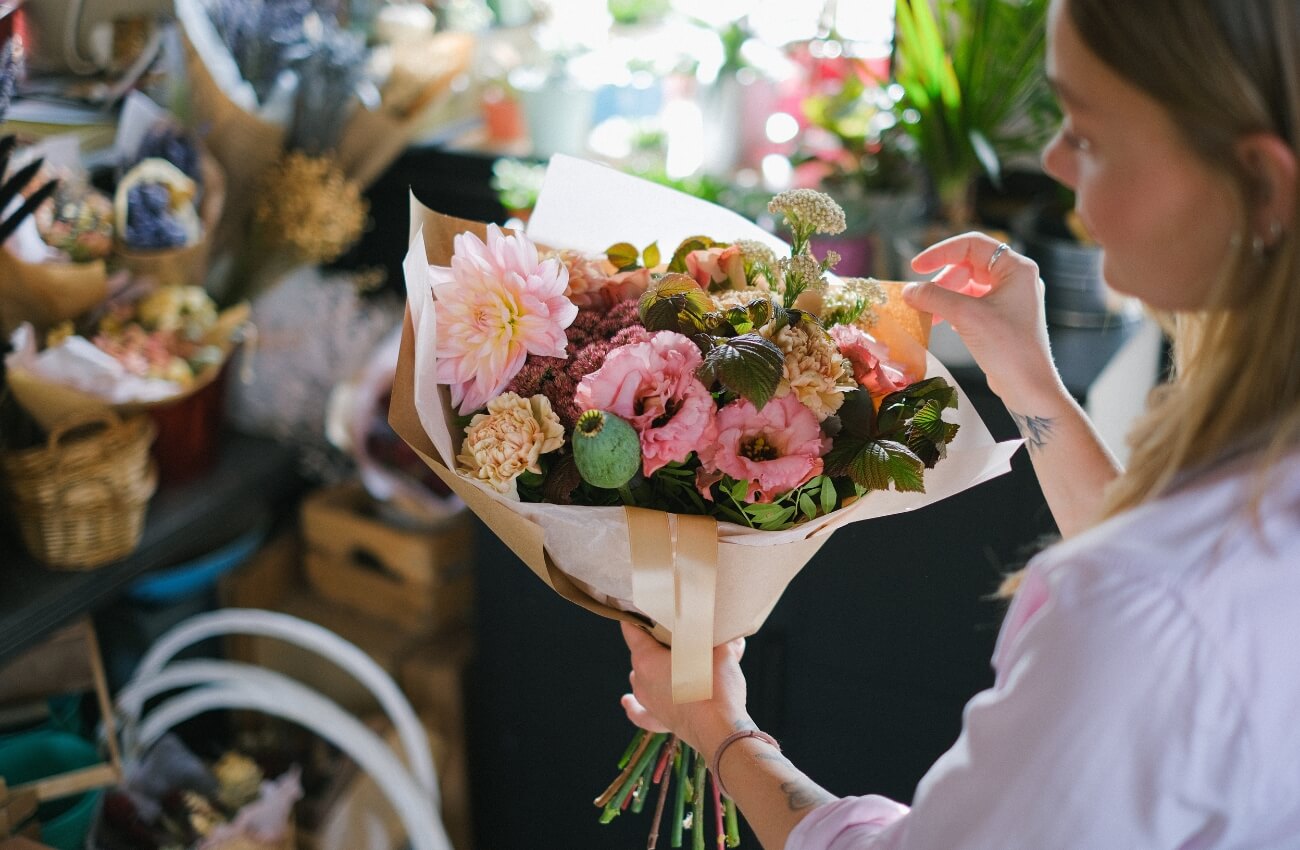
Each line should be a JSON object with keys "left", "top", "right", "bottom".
{"left": 621, "top": 0, "right": 1300, "bottom": 846}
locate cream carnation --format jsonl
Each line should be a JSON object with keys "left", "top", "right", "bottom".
{"left": 762, "top": 321, "right": 854, "bottom": 420}
{"left": 457, "top": 392, "right": 565, "bottom": 496}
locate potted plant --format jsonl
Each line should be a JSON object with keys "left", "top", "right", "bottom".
{"left": 796, "top": 68, "right": 925, "bottom": 276}
{"left": 893, "top": 0, "right": 1058, "bottom": 228}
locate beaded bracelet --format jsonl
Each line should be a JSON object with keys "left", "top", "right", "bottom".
{"left": 709, "top": 729, "right": 781, "bottom": 799}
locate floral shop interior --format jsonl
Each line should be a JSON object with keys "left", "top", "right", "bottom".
{"left": 0, "top": 1, "right": 1161, "bottom": 849}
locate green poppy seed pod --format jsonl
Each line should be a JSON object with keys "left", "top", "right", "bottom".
{"left": 572, "top": 409, "right": 642, "bottom": 489}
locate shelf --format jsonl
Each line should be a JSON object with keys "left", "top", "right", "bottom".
{"left": 0, "top": 432, "right": 302, "bottom": 666}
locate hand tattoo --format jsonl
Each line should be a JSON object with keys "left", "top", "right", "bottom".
{"left": 1009, "top": 410, "right": 1055, "bottom": 453}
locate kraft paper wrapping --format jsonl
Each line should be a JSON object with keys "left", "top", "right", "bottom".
{"left": 6, "top": 303, "right": 250, "bottom": 430}
{"left": 114, "top": 149, "right": 227, "bottom": 288}
{"left": 392, "top": 172, "right": 1021, "bottom": 702}
{"left": 335, "top": 32, "right": 475, "bottom": 190}
{"left": 180, "top": 30, "right": 285, "bottom": 257}
{"left": 0, "top": 251, "right": 108, "bottom": 338}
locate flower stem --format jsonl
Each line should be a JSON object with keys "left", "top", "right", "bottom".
{"left": 724, "top": 797, "right": 740, "bottom": 847}
{"left": 692, "top": 751, "right": 707, "bottom": 850}
{"left": 648, "top": 739, "right": 677, "bottom": 850}
{"left": 671, "top": 746, "right": 690, "bottom": 847}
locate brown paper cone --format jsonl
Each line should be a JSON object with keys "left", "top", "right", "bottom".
{"left": 0, "top": 250, "right": 109, "bottom": 338}
{"left": 114, "top": 149, "right": 228, "bottom": 288}
{"left": 8, "top": 303, "right": 250, "bottom": 431}
{"left": 181, "top": 30, "right": 285, "bottom": 256}
{"left": 335, "top": 32, "right": 474, "bottom": 189}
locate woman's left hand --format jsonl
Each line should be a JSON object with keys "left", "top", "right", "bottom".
{"left": 620, "top": 621, "right": 754, "bottom": 754}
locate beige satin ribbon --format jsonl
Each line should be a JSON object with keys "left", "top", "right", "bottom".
{"left": 625, "top": 506, "right": 719, "bottom": 704}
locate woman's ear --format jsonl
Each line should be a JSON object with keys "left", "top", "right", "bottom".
{"left": 1236, "top": 132, "right": 1296, "bottom": 248}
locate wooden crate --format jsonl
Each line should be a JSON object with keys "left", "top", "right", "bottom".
{"left": 0, "top": 622, "right": 121, "bottom": 837}
{"left": 300, "top": 482, "right": 474, "bottom": 634}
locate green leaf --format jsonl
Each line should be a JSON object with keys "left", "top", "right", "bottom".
{"left": 643, "top": 297, "right": 684, "bottom": 333}
{"left": 910, "top": 399, "right": 949, "bottom": 444}
{"left": 643, "top": 241, "right": 661, "bottom": 269}
{"left": 825, "top": 438, "right": 926, "bottom": 493}
{"left": 969, "top": 128, "right": 1001, "bottom": 188}
{"left": 696, "top": 333, "right": 784, "bottom": 410}
{"left": 729, "top": 479, "right": 749, "bottom": 502}
{"left": 667, "top": 236, "right": 717, "bottom": 273}
{"left": 758, "top": 506, "right": 796, "bottom": 530}
{"left": 639, "top": 273, "right": 713, "bottom": 321}
{"left": 798, "top": 492, "right": 817, "bottom": 520}
{"left": 819, "top": 475, "right": 837, "bottom": 515}
{"left": 724, "top": 306, "right": 753, "bottom": 335}
{"left": 836, "top": 388, "right": 876, "bottom": 439}
{"left": 607, "top": 241, "right": 640, "bottom": 271}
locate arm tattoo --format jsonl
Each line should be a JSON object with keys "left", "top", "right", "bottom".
{"left": 780, "top": 779, "right": 834, "bottom": 811}
{"left": 1009, "top": 410, "right": 1055, "bottom": 453}
{"left": 754, "top": 751, "right": 834, "bottom": 811}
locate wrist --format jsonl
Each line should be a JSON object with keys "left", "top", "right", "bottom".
{"left": 997, "top": 371, "right": 1073, "bottom": 418}
{"left": 690, "top": 711, "right": 754, "bottom": 763}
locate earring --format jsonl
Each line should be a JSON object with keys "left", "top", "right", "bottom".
{"left": 1268, "top": 219, "right": 1283, "bottom": 245}
{"left": 1252, "top": 233, "right": 1266, "bottom": 260}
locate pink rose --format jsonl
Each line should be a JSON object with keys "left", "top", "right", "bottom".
{"left": 574, "top": 331, "right": 715, "bottom": 476}
{"left": 697, "top": 395, "right": 829, "bottom": 504}
{"left": 685, "top": 245, "right": 746, "bottom": 290}
{"left": 830, "top": 324, "right": 909, "bottom": 397}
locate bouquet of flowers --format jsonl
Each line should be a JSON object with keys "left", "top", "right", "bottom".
{"left": 391, "top": 156, "right": 1019, "bottom": 846}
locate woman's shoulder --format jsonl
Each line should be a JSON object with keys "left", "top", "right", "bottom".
{"left": 1036, "top": 446, "right": 1300, "bottom": 592}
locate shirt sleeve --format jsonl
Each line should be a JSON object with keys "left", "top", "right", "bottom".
{"left": 785, "top": 563, "right": 1247, "bottom": 850}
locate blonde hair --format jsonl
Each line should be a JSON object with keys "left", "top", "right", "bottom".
{"left": 1067, "top": 0, "right": 1300, "bottom": 518}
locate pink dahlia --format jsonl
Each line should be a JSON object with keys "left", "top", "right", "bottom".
{"left": 432, "top": 225, "right": 578, "bottom": 414}
{"left": 698, "top": 395, "right": 829, "bottom": 504}
{"left": 574, "top": 331, "right": 714, "bottom": 476}
{"left": 830, "top": 324, "right": 908, "bottom": 397}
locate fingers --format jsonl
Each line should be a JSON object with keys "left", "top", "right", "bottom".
{"left": 910, "top": 231, "right": 1006, "bottom": 275}
{"left": 902, "top": 280, "right": 975, "bottom": 325}
{"left": 621, "top": 620, "right": 660, "bottom": 653}
{"left": 621, "top": 693, "right": 671, "bottom": 733}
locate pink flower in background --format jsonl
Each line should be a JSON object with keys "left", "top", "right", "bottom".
{"left": 575, "top": 331, "right": 714, "bottom": 476}
{"left": 830, "top": 324, "right": 908, "bottom": 397}
{"left": 698, "top": 395, "right": 829, "bottom": 503}
{"left": 685, "top": 245, "right": 746, "bottom": 290}
{"left": 433, "top": 225, "right": 577, "bottom": 414}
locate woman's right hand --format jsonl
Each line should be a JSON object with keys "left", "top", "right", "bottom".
{"left": 905, "top": 232, "right": 1066, "bottom": 411}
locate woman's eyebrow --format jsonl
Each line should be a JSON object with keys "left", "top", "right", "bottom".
{"left": 1047, "top": 75, "right": 1092, "bottom": 111}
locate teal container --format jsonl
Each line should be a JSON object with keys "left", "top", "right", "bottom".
{"left": 0, "top": 730, "right": 104, "bottom": 850}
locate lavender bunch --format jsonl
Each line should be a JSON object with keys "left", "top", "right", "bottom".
{"left": 286, "top": 14, "right": 366, "bottom": 155}
{"left": 137, "top": 123, "right": 204, "bottom": 189}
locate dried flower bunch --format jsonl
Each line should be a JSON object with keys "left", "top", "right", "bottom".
{"left": 253, "top": 151, "right": 367, "bottom": 264}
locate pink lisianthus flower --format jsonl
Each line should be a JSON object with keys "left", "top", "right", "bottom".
{"left": 685, "top": 245, "right": 746, "bottom": 290}
{"left": 432, "top": 225, "right": 577, "bottom": 414}
{"left": 829, "top": 324, "right": 909, "bottom": 397}
{"left": 697, "top": 395, "right": 829, "bottom": 504}
{"left": 574, "top": 331, "right": 714, "bottom": 476}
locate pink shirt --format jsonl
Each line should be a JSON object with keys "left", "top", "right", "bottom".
{"left": 787, "top": 449, "right": 1300, "bottom": 849}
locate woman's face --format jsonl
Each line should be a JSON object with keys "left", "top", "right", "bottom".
{"left": 1040, "top": 0, "right": 1242, "bottom": 311}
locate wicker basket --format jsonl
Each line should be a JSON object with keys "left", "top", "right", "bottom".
{"left": 1, "top": 413, "right": 158, "bottom": 570}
